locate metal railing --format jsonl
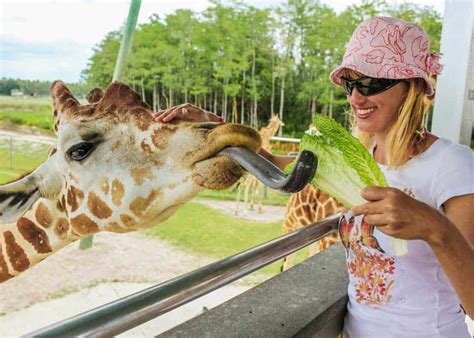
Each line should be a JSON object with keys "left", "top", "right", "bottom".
{"left": 25, "top": 213, "right": 342, "bottom": 338}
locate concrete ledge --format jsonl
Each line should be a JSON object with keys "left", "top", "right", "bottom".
{"left": 159, "top": 244, "right": 348, "bottom": 338}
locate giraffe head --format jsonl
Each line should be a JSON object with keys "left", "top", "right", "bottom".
{"left": 0, "top": 81, "right": 261, "bottom": 236}
{"left": 268, "top": 114, "right": 284, "bottom": 128}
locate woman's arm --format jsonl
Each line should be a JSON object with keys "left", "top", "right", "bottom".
{"left": 352, "top": 188, "right": 474, "bottom": 317}
{"left": 430, "top": 194, "right": 474, "bottom": 317}
{"left": 258, "top": 148, "right": 295, "bottom": 171}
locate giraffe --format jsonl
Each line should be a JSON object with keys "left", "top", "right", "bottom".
{"left": 235, "top": 114, "right": 284, "bottom": 215}
{"left": 281, "top": 184, "right": 344, "bottom": 271}
{"left": 0, "top": 81, "right": 262, "bottom": 283}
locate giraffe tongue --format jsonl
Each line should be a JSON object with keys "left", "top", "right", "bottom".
{"left": 218, "top": 147, "right": 317, "bottom": 193}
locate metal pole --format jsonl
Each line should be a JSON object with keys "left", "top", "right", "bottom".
{"left": 113, "top": 0, "right": 142, "bottom": 81}
{"left": 80, "top": 0, "right": 141, "bottom": 250}
{"left": 9, "top": 136, "right": 13, "bottom": 169}
{"left": 26, "top": 214, "right": 342, "bottom": 338}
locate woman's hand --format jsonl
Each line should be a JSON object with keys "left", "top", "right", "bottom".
{"left": 152, "top": 103, "right": 222, "bottom": 123}
{"left": 351, "top": 186, "right": 449, "bottom": 244}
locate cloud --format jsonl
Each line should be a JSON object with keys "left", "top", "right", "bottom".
{"left": 0, "top": 37, "right": 92, "bottom": 82}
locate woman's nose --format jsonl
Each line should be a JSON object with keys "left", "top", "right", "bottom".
{"left": 348, "top": 88, "right": 366, "bottom": 105}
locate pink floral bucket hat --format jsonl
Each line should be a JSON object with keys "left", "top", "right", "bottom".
{"left": 329, "top": 16, "right": 443, "bottom": 96}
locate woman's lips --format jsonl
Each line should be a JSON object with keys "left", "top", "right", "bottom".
{"left": 355, "top": 107, "right": 376, "bottom": 119}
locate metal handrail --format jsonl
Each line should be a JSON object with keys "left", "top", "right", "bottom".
{"left": 25, "top": 213, "right": 342, "bottom": 338}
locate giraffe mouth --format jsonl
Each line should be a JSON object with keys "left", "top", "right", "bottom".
{"left": 191, "top": 123, "right": 317, "bottom": 193}
{"left": 218, "top": 147, "right": 318, "bottom": 193}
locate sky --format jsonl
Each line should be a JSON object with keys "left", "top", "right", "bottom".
{"left": 0, "top": 0, "right": 445, "bottom": 83}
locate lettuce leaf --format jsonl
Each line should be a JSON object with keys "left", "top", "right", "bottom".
{"left": 290, "top": 114, "right": 387, "bottom": 209}
{"left": 286, "top": 114, "right": 407, "bottom": 256}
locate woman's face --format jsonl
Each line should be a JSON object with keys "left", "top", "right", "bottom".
{"left": 348, "top": 80, "right": 408, "bottom": 135}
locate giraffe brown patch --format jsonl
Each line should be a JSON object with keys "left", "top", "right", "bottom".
{"left": 70, "top": 214, "right": 99, "bottom": 236}
{"left": 100, "top": 177, "right": 110, "bottom": 195}
{"left": 130, "top": 167, "right": 154, "bottom": 186}
{"left": 0, "top": 243, "right": 13, "bottom": 282}
{"left": 129, "top": 190, "right": 160, "bottom": 217}
{"left": 316, "top": 206, "right": 323, "bottom": 221}
{"left": 61, "top": 194, "right": 67, "bottom": 216}
{"left": 54, "top": 218, "right": 69, "bottom": 239}
{"left": 119, "top": 214, "right": 136, "bottom": 227}
{"left": 106, "top": 222, "right": 129, "bottom": 233}
{"left": 56, "top": 200, "right": 65, "bottom": 213}
{"left": 17, "top": 217, "right": 52, "bottom": 254}
{"left": 295, "top": 207, "right": 303, "bottom": 218}
{"left": 35, "top": 202, "right": 53, "bottom": 228}
{"left": 140, "top": 140, "right": 153, "bottom": 154}
{"left": 112, "top": 179, "right": 125, "bottom": 206}
{"left": 4, "top": 231, "right": 30, "bottom": 272}
{"left": 134, "top": 111, "right": 153, "bottom": 131}
{"left": 67, "top": 186, "right": 84, "bottom": 212}
{"left": 87, "top": 191, "right": 113, "bottom": 219}
{"left": 151, "top": 127, "right": 173, "bottom": 150}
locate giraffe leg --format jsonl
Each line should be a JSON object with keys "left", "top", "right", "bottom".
{"left": 235, "top": 180, "right": 243, "bottom": 216}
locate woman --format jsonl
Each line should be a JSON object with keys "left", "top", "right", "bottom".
{"left": 154, "top": 16, "right": 473, "bottom": 337}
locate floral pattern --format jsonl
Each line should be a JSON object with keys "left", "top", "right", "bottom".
{"left": 339, "top": 213, "right": 396, "bottom": 305}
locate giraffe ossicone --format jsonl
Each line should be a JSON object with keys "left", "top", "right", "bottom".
{"left": 0, "top": 81, "right": 262, "bottom": 283}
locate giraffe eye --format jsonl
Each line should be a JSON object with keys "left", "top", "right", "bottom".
{"left": 67, "top": 142, "right": 96, "bottom": 162}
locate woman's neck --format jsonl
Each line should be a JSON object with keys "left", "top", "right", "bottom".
{"left": 373, "top": 132, "right": 438, "bottom": 166}
{"left": 373, "top": 134, "right": 388, "bottom": 165}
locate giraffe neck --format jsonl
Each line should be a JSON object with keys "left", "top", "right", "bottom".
{"left": 260, "top": 121, "right": 281, "bottom": 150}
{"left": 0, "top": 197, "right": 74, "bottom": 282}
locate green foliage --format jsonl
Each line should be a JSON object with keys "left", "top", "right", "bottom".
{"left": 0, "top": 78, "right": 88, "bottom": 97}
{"left": 0, "top": 96, "right": 54, "bottom": 130}
{"left": 77, "top": 1, "right": 441, "bottom": 136}
{"left": 288, "top": 115, "right": 387, "bottom": 208}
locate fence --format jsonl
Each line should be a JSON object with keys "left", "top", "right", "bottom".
{"left": 0, "top": 132, "right": 53, "bottom": 183}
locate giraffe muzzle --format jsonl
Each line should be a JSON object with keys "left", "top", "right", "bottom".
{"left": 218, "top": 147, "right": 317, "bottom": 193}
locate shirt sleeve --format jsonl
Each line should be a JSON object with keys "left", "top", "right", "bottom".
{"left": 431, "top": 142, "right": 474, "bottom": 209}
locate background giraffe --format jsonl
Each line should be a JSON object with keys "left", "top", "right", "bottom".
{"left": 0, "top": 81, "right": 261, "bottom": 283}
{"left": 281, "top": 184, "right": 344, "bottom": 271}
{"left": 235, "top": 114, "right": 284, "bottom": 215}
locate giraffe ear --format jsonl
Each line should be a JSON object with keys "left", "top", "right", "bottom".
{"left": 0, "top": 155, "right": 63, "bottom": 223}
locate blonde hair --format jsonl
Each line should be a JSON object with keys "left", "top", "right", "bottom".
{"left": 342, "top": 69, "right": 434, "bottom": 168}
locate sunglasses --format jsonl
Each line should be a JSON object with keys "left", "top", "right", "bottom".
{"left": 341, "top": 77, "right": 404, "bottom": 96}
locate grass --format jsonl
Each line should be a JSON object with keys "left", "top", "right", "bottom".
{"left": 0, "top": 96, "right": 53, "bottom": 131}
{"left": 0, "top": 139, "right": 50, "bottom": 183}
{"left": 143, "top": 201, "right": 310, "bottom": 276}
{"left": 198, "top": 184, "right": 290, "bottom": 206}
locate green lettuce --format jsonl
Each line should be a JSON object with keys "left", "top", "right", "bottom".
{"left": 290, "top": 114, "right": 387, "bottom": 209}
{"left": 286, "top": 114, "right": 407, "bottom": 256}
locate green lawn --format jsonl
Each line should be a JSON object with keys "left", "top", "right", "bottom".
{"left": 198, "top": 184, "right": 290, "bottom": 206}
{"left": 0, "top": 96, "right": 53, "bottom": 131}
{"left": 0, "top": 139, "right": 50, "bottom": 183}
{"left": 143, "top": 202, "right": 290, "bottom": 275}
